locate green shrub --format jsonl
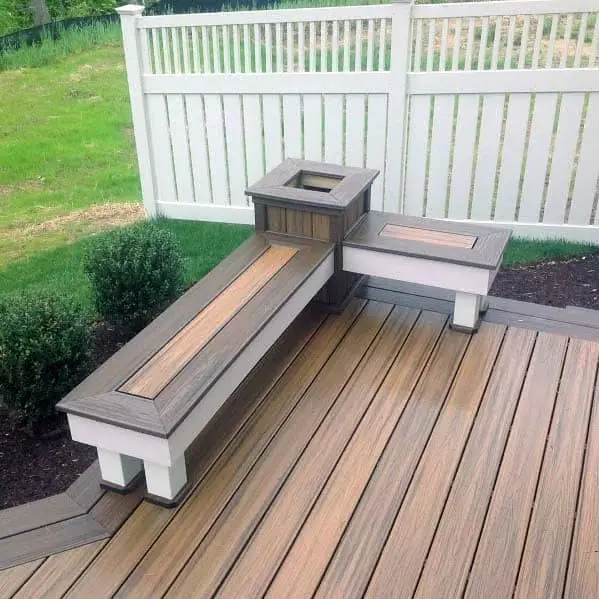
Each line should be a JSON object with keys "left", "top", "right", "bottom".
{"left": 84, "top": 222, "right": 185, "bottom": 332}
{"left": 0, "top": 293, "right": 91, "bottom": 428}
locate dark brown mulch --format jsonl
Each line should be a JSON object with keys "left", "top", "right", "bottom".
{"left": 0, "top": 321, "right": 134, "bottom": 510}
{"left": 1, "top": 255, "right": 599, "bottom": 510}
{"left": 491, "top": 253, "right": 599, "bottom": 310}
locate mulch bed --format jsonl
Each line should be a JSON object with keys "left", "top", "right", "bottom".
{"left": 1, "top": 254, "right": 598, "bottom": 510}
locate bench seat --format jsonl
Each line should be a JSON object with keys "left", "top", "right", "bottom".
{"left": 343, "top": 211, "right": 511, "bottom": 332}
{"left": 58, "top": 233, "right": 334, "bottom": 505}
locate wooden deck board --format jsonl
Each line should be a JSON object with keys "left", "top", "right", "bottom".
{"left": 162, "top": 301, "right": 393, "bottom": 597}
{"left": 256, "top": 311, "right": 447, "bottom": 598}
{"left": 414, "top": 326, "right": 537, "bottom": 598}
{"left": 215, "top": 306, "right": 423, "bottom": 598}
{"left": 121, "top": 244, "right": 298, "bottom": 399}
{"left": 113, "top": 301, "right": 365, "bottom": 599}
{"left": 315, "top": 326, "right": 471, "bottom": 598}
{"left": 564, "top": 370, "right": 599, "bottom": 598}
{"left": 464, "top": 333, "right": 568, "bottom": 598}
{"left": 366, "top": 322, "right": 506, "bottom": 598}
{"left": 0, "top": 559, "right": 44, "bottom": 598}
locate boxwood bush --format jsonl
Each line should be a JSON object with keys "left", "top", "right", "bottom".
{"left": 84, "top": 221, "right": 184, "bottom": 332}
{"left": 0, "top": 293, "right": 91, "bottom": 428}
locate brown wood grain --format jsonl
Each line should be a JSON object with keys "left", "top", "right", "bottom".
{"left": 121, "top": 245, "right": 297, "bottom": 399}
{"left": 244, "top": 311, "right": 446, "bottom": 598}
{"left": 311, "top": 213, "right": 332, "bottom": 241}
{"left": 0, "top": 559, "right": 44, "bottom": 597}
{"left": 564, "top": 350, "right": 599, "bottom": 598}
{"left": 415, "top": 326, "right": 537, "bottom": 599}
{"left": 65, "top": 461, "right": 103, "bottom": 511}
{"left": 366, "top": 322, "right": 506, "bottom": 598}
{"left": 56, "top": 308, "right": 328, "bottom": 599}
{"left": 266, "top": 206, "right": 286, "bottom": 233}
{"left": 464, "top": 332, "right": 568, "bottom": 599}
{"left": 380, "top": 223, "right": 477, "bottom": 249}
{"left": 217, "top": 306, "right": 424, "bottom": 597}
{"left": 15, "top": 540, "right": 106, "bottom": 599}
{"left": 113, "top": 301, "right": 366, "bottom": 599}
{"left": 285, "top": 208, "right": 313, "bottom": 237}
{"left": 515, "top": 338, "right": 599, "bottom": 598}
{"left": 162, "top": 302, "right": 393, "bottom": 598}
{"left": 315, "top": 326, "right": 471, "bottom": 599}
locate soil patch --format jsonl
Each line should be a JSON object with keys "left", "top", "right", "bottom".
{"left": 1, "top": 254, "right": 598, "bottom": 509}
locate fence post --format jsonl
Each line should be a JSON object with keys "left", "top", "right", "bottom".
{"left": 384, "top": 0, "right": 413, "bottom": 215}
{"left": 116, "top": 4, "right": 158, "bottom": 217}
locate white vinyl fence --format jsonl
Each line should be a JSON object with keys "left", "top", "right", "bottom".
{"left": 118, "top": 0, "right": 599, "bottom": 241}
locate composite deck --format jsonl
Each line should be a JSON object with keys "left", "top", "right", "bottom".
{"left": 2, "top": 281, "right": 599, "bottom": 598}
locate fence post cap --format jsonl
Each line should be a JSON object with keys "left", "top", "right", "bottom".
{"left": 116, "top": 4, "right": 145, "bottom": 16}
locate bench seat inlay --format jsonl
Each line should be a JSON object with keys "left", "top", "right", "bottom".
{"left": 379, "top": 224, "right": 477, "bottom": 250}
{"left": 120, "top": 244, "right": 298, "bottom": 399}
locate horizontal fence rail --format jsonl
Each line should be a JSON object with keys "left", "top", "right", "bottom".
{"left": 118, "top": 0, "right": 599, "bottom": 242}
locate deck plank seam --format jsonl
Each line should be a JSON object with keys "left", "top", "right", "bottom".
{"left": 109, "top": 304, "right": 366, "bottom": 595}
{"left": 510, "top": 337, "right": 572, "bottom": 597}
{"left": 560, "top": 349, "right": 599, "bottom": 598}
{"left": 361, "top": 328, "right": 475, "bottom": 596}
{"left": 214, "top": 307, "right": 423, "bottom": 597}
{"left": 264, "top": 313, "right": 450, "bottom": 598}
{"left": 6, "top": 558, "right": 46, "bottom": 599}
{"left": 412, "top": 324, "right": 509, "bottom": 596}
{"left": 160, "top": 301, "right": 392, "bottom": 596}
{"left": 81, "top": 310, "right": 335, "bottom": 596}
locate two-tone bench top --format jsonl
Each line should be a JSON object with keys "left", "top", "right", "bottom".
{"left": 57, "top": 233, "right": 334, "bottom": 438}
{"left": 344, "top": 211, "right": 511, "bottom": 271}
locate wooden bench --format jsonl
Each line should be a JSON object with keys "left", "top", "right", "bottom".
{"left": 58, "top": 233, "right": 333, "bottom": 506}
{"left": 343, "top": 211, "right": 511, "bottom": 332}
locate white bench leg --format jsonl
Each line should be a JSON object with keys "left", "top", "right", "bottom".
{"left": 97, "top": 448, "right": 143, "bottom": 492}
{"left": 144, "top": 455, "right": 188, "bottom": 507}
{"left": 452, "top": 292, "right": 482, "bottom": 333}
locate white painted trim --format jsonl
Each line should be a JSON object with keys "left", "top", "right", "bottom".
{"left": 168, "top": 251, "right": 335, "bottom": 458}
{"left": 144, "top": 456, "right": 187, "bottom": 500}
{"left": 137, "top": 4, "right": 395, "bottom": 28}
{"left": 407, "top": 69, "right": 599, "bottom": 95}
{"left": 143, "top": 72, "right": 392, "bottom": 95}
{"left": 447, "top": 220, "right": 599, "bottom": 243}
{"left": 156, "top": 202, "right": 255, "bottom": 224}
{"left": 453, "top": 292, "right": 482, "bottom": 330}
{"left": 413, "top": 0, "right": 598, "bottom": 19}
{"left": 67, "top": 414, "right": 173, "bottom": 465}
{"left": 342, "top": 246, "right": 492, "bottom": 295}
{"left": 97, "top": 448, "right": 142, "bottom": 487}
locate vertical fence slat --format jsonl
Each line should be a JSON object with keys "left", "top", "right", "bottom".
{"left": 263, "top": 95, "right": 283, "bottom": 171}
{"left": 321, "top": 21, "right": 328, "bottom": 72}
{"left": 171, "top": 28, "right": 181, "bottom": 74}
{"left": 560, "top": 13, "right": 574, "bottom": 68}
{"left": 404, "top": 95, "right": 430, "bottom": 217}
{"left": 167, "top": 95, "right": 194, "bottom": 203}
{"left": 283, "top": 95, "right": 302, "bottom": 158}
{"left": 151, "top": 29, "right": 162, "bottom": 74}
{"left": 590, "top": 17, "right": 599, "bottom": 68}
{"left": 186, "top": 95, "right": 212, "bottom": 204}
{"left": 365, "top": 94, "right": 388, "bottom": 210}
{"left": 504, "top": 16, "right": 516, "bottom": 69}
{"left": 204, "top": 95, "right": 228, "bottom": 205}
{"left": 531, "top": 15, "right": 544, "bottom": 69}
{"left": 426, "top": 95, "right": 454, "bottom": 218}
{"left": 518, "top": 94, "right": 558, "bottom": 222}
{"left": 265, "top": 24, "right": 273, "bottom": 73}
{"left": 414, "top": 18, "right": 423, "bottom": 72}
{"left": 345, "top": 95, "right": 366, "bottom": 166}
{"left": 243, "top": 24, "right": 251, "bottom": 73}
{"left": 343, "top": 20, "right": 351, "bottom": 72}
{"left": 181, "top": 27, "right": 190, "bottom": 73}
{"left": 478, "top": 17, "right": 489, "bottom": 70}
{"left": 491, "top": 16, "right": 502, "bottom": 69}
{"left": 324, "top": 95, "right": 344, "bottom": 164}
{"left": 543, "top": 92, "right": 586, "bottom": 223}
{"left": 222, "top": 25, "right": 231, "bottom": 74}
{"left": 287, "top": 22, "right": 294, "bottom": 72}
{"left": 332, "top": 20, "right": 340, "bottom": 72}
{"left": 161, "top": 28, "right": 171, "bottom": 74}
{"left": 232, "top": 25, "right": 241, "bottom": 73}
{"left": 140, "top": 28, "right": 151, "bottom": 74}
{"left": 574, "top": 13, "right": 587, "bottom": 68}
{"left": 465, "top": 17, "right": 475, "bottom": 71}
{"left": 276, "top": 23, "right": 284, "bottom": 72}
{"left": 518, "top": 16, "right": 530, "bottom": 69}
{"left": 147, "top": 96, "right": 176, "bottom": 204}
{"left": 254, "top": 24, "right": 262, "bottom": 73}
{"left": 569, "top": 93, "right": 599, "bottom": 224}
{"left": 451, "top": 18, "right": 461, "bottom": 71}
{"left": 471, "top": 95, "right": 504, "bottom": 220}
{"left": 378, "top": 18, "right": 386, "bottom": 71}
{"left": 426, "top": 19, "right": 435, "bottom": 72}
{"left": 448, "top": 95, "right": 479, "bottom": 219}
{"left": 223, "top": 95, "right": 246, "bottom": 204}
{"left": 494, "top": 94, "right": 531, "bottom": 221}
{"left": 546, "top": 15, "right": 559, "bottom": 68}
{"left": 243, "top": 95, "right": 264, "bottom": 184}
{"left": 303, "top": 95, "right": 323, "bottom": 161}
{"left": 309, "top": 21, "right": 316, "bottom": 72}
{"left": 367, "top": 19, "right": 375, "bottom": 72}
{"left": 201, "top": 26, "right": 211, "bottom": 73}
{"left": 298, "top": 22, "right": 305, "bottom": 72}
{"left": 439, "top": 18, "right": 449, "bottom": 72}
{"left": 212, "top": 25, "right": 221, "bottom": 73}
{"left": 191, "top": 27, "right": 200, "bottom": 73}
